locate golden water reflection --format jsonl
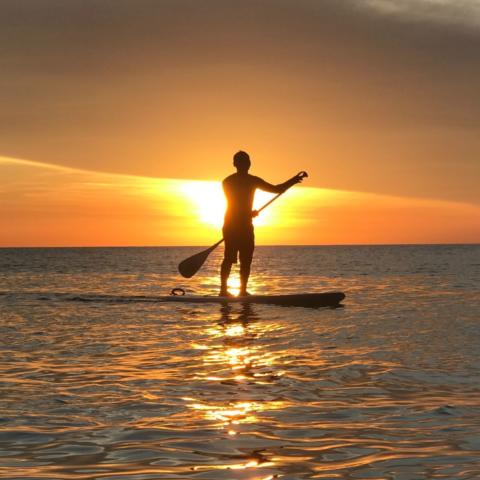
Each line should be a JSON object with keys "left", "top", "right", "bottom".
{"left": 185, "top": 304, "right": 287, "bottom": 473}
{"left": 201, "top": 271, "right": 278, "bottom": 299}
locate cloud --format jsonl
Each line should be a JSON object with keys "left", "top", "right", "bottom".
{"left": 360, "top": 0, "right": 480, "bottom": 28}
{"left": 0, "top": 1, "right": 479, "bottom": 206}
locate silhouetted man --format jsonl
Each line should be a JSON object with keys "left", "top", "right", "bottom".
{"left": 220, "top": 151, "right": 303, "bottom": 296}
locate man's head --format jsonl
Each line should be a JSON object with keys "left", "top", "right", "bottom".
{"left": 233, "top": 151, "right": 251, "bottom": 173}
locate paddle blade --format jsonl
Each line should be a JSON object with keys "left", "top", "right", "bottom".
{"left": 178, "top": 240, "right": 223, "bottom": 278}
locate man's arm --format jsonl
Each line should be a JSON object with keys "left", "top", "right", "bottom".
{"left": 254, "top": 175, "right": 302, "bottom": 194}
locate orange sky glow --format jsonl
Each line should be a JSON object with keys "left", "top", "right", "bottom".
{"left": 1, "top": 1, "right": 479, "bottom": 247}
{"left": 1, "top": 156, "right": 478, "bottom": 247}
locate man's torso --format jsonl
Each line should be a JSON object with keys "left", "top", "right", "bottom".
{"left": 222, "top": 173, "right": 261, "bottom": 228}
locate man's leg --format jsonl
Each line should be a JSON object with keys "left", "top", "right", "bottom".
{"left": 239, "top": 258, "right": 252, "bottom": 295}
{"left": 220, "top": 258, "right": 233, "bottom": 296}
{"left": 220, "top": 230, "right": 237, "bottom": 296}
{"left": 239, "top": 232, "right": 254, "bottom": 296}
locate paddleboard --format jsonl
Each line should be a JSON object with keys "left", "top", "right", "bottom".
{"left": 163, "top": 292, "right": 345, "bottom": 308}
{"left": 51, "top": 291, "right": 344, "bottom": 308}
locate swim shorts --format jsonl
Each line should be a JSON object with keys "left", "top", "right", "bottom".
{"left": 223, "top": 224, "right": 255, "bottom": 264}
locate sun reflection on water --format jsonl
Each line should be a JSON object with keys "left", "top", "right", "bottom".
{"left": 186, "top": 400, "right": 261, "bottom": 425}
{"left": 202, "top": 271, "right": 270, "bottom": 299}
{"left": 185, "top": 303, "right": 287, "bottom": 473}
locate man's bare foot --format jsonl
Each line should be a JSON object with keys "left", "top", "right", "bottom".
{"left": 219, "top": 289, "right": 234, "bottom": 297}
{"left": 239, "top": 290, "right": 251, "bottom": 297}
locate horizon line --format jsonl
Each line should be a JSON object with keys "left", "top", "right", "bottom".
{"left": 1, "top": 242, "right": 478, "bottom": 249}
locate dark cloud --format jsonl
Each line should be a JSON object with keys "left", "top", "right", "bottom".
{"left": 0, "top": 0, "right": 479, "bottom": 204}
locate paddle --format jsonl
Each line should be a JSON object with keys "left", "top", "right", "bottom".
{"left": 178, "top": 171, "right": 308, "bottom": 278}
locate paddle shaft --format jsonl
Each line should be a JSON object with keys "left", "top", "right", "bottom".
{"left": 216, "top": 190, "right": 288, "bottom": 246}
{"left": 177, "top": 171, "right": 308, "bottom": 277}
{"left": 214, "top": 191, "right": 283, "bottom": 246}
{"left": 257, "top": 185, "right": 292, "bottom": 214}
{"left": 217, "top": 171, "right": 308, "bottom": 243}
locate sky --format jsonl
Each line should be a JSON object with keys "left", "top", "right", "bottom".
{"left": 1, "top": 0, "right": 479, "bottom": 246}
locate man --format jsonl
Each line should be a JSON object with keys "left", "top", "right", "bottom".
{"left": 220, "top": 150, "right": 303, "bottom": 296}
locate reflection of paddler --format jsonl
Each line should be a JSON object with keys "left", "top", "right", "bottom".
{"left": 218, "top": 303, "right": 257, "bottom": 383}
{"left": 217, "top": 303, "right": 281, "bottom": 387}
{"left": 220, "top": 151, "right": 304, "bottom": 297}
{"left": 218, "top": 302, "right": 258, "bottom": 327}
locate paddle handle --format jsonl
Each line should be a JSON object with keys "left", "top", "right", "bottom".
{"left": 256, "top": 171, "right": 308, "bottom": 214}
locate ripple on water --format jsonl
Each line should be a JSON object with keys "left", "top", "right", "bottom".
{"left": 1, "top": 246, "right": 480, "bottom": 478}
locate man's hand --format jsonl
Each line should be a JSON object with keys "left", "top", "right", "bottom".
{"left": 294, "top": 171, "right": 308, "bottom": 183}
{"left": 252, "top": 210, "right": 259, "bottom": 218}
{"left": 294, "top": 175, "right": 304, "bottom": 184}
{"left": 285, "top": 172, "right": 305, "bottom": 190}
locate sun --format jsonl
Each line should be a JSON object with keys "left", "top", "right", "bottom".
{"left": 180, "top": 181, "right": 226, "bottom": 228}
{"left": 179, "top": 180, "right": 275, "bottom": 228}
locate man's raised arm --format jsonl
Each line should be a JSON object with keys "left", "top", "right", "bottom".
{"left": 254, "top": 175, "right": 303, "bottom": 194}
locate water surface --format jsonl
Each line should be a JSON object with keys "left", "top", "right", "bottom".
{"left": 1, "top": 245, "right": 479, "bottom": 479}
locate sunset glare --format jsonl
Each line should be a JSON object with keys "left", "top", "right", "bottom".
{"left": 180, "top": 180, "right": 277, "bottom": 228}
{"left": 2, "top": 0, "right": 480, "bottom": 247}
{"left": 1, "top": 156, "right": 479, "bottom": 247}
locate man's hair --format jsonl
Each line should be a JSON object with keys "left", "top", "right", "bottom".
{"left": 233, "top": 150, "right": 250, "bottom": 169}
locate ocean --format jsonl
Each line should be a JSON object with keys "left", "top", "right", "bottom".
{"left": 0, "top": 245, "right": 479, "bottom": 479}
